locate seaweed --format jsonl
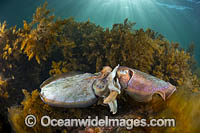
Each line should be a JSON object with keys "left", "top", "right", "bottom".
{"left": 149, "top": 87, "right": 200, "bottom": 133}
{"left": 0, "top": 76, "right": 8, "bottom": 98}
{"left": 49, "top": 61, "right": 68, "bottom": 76}
{"left": 19, "top": 2, "right": 67, "bottom": 64}
{"left": 8, "top": 90, "right": 52, "bottom": 132}
{"left": 0, "top": 1, "right": 198, "bottom": 132}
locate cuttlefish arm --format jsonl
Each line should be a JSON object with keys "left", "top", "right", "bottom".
{"left": 103, "top": 78, "right": 121, "bottom": 103}
{"left": 103, "top": 64, "right": 121, "bottom": 114}
{"left": 106, "top": 64, "right": 121, "bottom": 93}
{"left": 85, "top": 66, "right": 113, "bottom": 80}
{"left": 107, "top": 99, "right": 118, "bottom": 114}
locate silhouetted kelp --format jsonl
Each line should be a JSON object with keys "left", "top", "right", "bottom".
{"left": 0, "top": 2, "right": 199, "bottom": 132}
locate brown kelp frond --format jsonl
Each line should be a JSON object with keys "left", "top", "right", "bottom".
{"left": 8, "top": 89, "right": 52, "bottom": 133}
{"left": 0, "top": 76, "right": 8, "bottom": 98}
{"left": 150, "top": 88, "right": 200, "bottom": 133}
{"left": 49, "top": 61, "right": 69, "bottom": 76}
{"left": 0, "top": 21, "right": 21, "bottom": 61}
{"left": 0, "top": 22, "right": 21, "bottom": 99}
{"left": 18, "top": 2, "right": 67, "bottom": 64}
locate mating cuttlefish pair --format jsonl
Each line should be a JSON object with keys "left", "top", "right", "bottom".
{"left": 40, "top": 65, "right": 176, "bottom": 114}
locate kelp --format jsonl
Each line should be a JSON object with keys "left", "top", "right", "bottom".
{"left": 0, "top": 75, "right": 8, "bottom": 98}
{"left": 148, "top": 87, "right": 200, "bottom": 133}
{"left": 0, "top": 1, "right": 198, "bottom": 133}
{"left": 8, "top": 90, "right": 52, "bottom": 133}
{"left": 0, "top": 21, "right": 20, "bottom": 100}
{"left": 19, "top": 2, "right": 68, "bottom": 64}
{"left": 0, "top": 21, "right": 19, "bottom": 75}
{"left": 49, "top": 61, "right": 68, "bottom": 76}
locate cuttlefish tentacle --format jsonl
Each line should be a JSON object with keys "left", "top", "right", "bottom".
{"left": 85, "top": 66, "right": 112, "bottom": 80}
{"left": 106, "top": 64, "right": 120, "bottom": 93}
{"left": 104, "top": 78, "right": 121, "bottom": 114}
{"left": 103, "top": 78, "right": 121, "bottom": 103}
{"left": 103, "top": 91, "right": 119, "bottom": 104}
{"left": 108, "top": 99, "right": 118, "bottom": 114}
{"left": 103, "top": 64, "right": 121, "bottom": 114}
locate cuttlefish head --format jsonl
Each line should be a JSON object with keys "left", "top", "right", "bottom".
{"left": 92, "top": 65, "right": 121, "bottom": 114}
{"left": 116, "top": 66, "right": 134, "bottom": 89}
{"left": 92, "top": 66, "right": 112, "bottom": 97}
{"left": 103, "top": 65, "right": 121, "bottom": 114}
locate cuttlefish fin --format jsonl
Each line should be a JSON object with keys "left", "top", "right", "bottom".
{"left": 155, "top": 90, "right": 166, "bottom": 101}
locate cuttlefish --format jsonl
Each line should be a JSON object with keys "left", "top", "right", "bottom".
{"left": 40, "top": 65, "right": 176, "bottom": 114}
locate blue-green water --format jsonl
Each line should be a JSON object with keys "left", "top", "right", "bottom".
{"left": 0, "top": 0, "right": 199, "bottom": 64}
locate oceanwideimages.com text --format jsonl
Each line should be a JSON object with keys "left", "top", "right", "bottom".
{"left": 25, "top": 115, "right": 175, "bottom": 129}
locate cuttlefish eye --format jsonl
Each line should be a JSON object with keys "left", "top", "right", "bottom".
{"left": 92, "top": 79, "right": 109, "bottom": 97}
{"left": 119, "top": 70, "right": 129, "bottom": 75}
{"left": 117, "top": 69, "right": 133, "bottom": 77}
{"left": 117, "top": 68, "right": 134, "bottom": 89}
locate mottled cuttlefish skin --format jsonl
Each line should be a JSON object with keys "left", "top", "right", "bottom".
{"left": 117, "top": 66, "right": 176, "bottom": 102}
{"left": 40, "top": 72, "right": 97, "bottom": 108}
